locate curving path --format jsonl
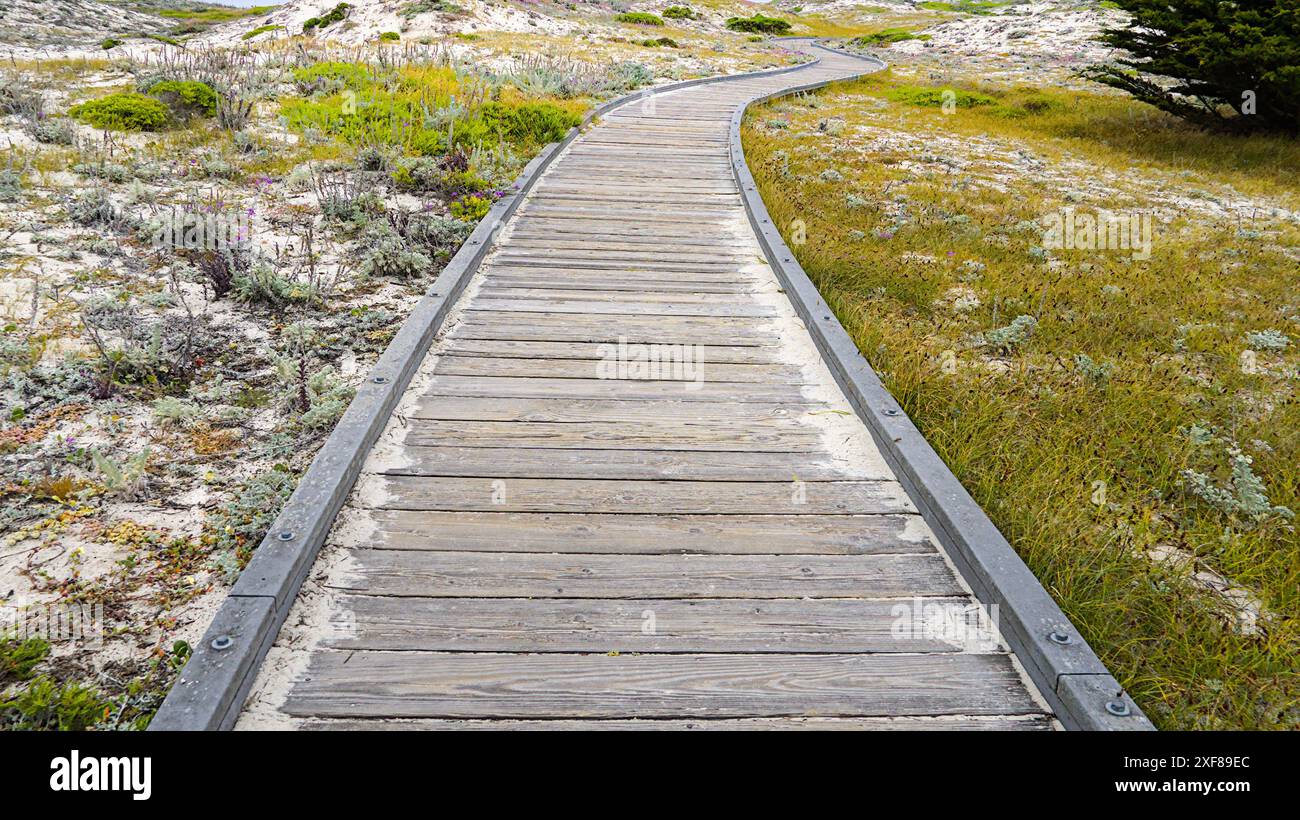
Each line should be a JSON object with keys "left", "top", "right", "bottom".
{"left": 228, "top": 44, "right": 1057, "bottom": 729}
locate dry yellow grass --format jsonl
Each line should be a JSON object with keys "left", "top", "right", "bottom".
{"left": 744, "top": 73, "right": 1300, "bottom": 729}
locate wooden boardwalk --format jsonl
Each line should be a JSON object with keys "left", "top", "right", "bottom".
{"left": 237, "top": 46, "right": 1055, "bottom": 730}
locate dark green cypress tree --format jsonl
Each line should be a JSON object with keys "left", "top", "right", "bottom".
{"left": 1085, "top": 1, "right": 1300, "bottom": 134}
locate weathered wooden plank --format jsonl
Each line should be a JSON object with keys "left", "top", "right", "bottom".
{"left": 480, "top": 277, "right": 755, "bottom": 294}
{"left": 501, "top": 234, "right": 755, "bottom": 252}
{"left": 397, "top": 419, "right": 821, "bottom": 452}
{"left": 552, "top": 157, "right": 732, "bottom": 171}
{"left": 507, "top": 218, "right": 747, "bottom": 239}
{"left": 301, "top": 715, "right": 1055, "bottom": 731}
{"left": 537, "top": 177, "right": 733, "bottom": 191}
{"left": 563, "top": 147, "right": 731, "bottom": 159}
{"left": 481, "top": 264, "right": 761, "bottom": 281}
{"left": 517, "top": 206, "right": 742, "bottom": 224}
{"left": 486, "top": 248, "right": 753, "bottom": 266}
{"left": 370, "top": 446, "right": 877, "bottom": 481}
{"left": 484, "top": 258, "right": 760, "bottom": 275}
{"left": 420, "top": 376, "right": 808, "bottom": 402}
{"left": 523, "top": 198, "right": 739, "bottom": 215}
{"left": 283, "top": 653, "right": 1045, "bottom": 718}
{"left": 439, "top": 340, "right": 782, "bottom": 365}
{"left": 346, "top": 510, "right": 930, "bottom": 554}
{"left": 562, "top": 147, "right": 728, "bottom": 159}
{"left": 537, "top": 179, "right": 737, "bottom": 194}
{"left": 334, "top": 551, "right": 957, "bottom": 599}
{"left": 577, "top": 129, "right": 733, "bottom": 140}
{"left": 432, "top": 355, "right": 802, "bottom": 384}
{"left": 486, "top": 259, "right": 759, "bottom": 275}
{"left": 468, "top": 299, "right": 773, "bottom": 318}
{"left": 586, "top": 124, "right": 729, "bottom": 134}
{"left": 579, "top": 132, "right": 728, "bottom": 143}
{"left": 327, "top": 596, "right": 982, "bottom": 653}
{"left": 493, "top": 239, "right": 750, "bottom": 255}
{"left": 532, "top": 195, "right": 742, "bottom": 210}
{"left": 448, "top": 316, "right": 780, "bottom": 345}
{"left": 546, "top": 170, "right": 733, "bottom": 184}
{"left": 471, "top": 287, "right": 758, "bottom": 305}
{"left": 571, "top": 145, "right": 729, "bottom": 156}
{"left": 359, "top": 476, "right": 915, "bottom": 514}
{"left": 403, "top": 396, "right": 810, "bottom": 422}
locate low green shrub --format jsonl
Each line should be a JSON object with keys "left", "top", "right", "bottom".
{"left": 391, "top": 156, "right": 489, "bottom": 193}
{"left": 725, "top": 14, "right": 791, "bottom": 34}
{"left": 450, "top": 193, "right": 492, "bottom": 221}
{"left": 886, "top": 85, "right": 998, "bottom": 109}
{"left": 67, "top": 189, "right": 118, "bottom": 226}
{"left": 100, "top": 38, "right": 123, "bottom": 50}
{"left": 298, "top": 367, "right": 355, "bottom": 430}
{"left": 242, "top": 24, "right": 285, "bottom": 40}
{"left": 0, "top": 169, "right": 21, "bottom": 203}
{"left": 476, "top": 101, "right": 581, "bottom": 147}
{"left": 616, "top": 12, "right": 664, "bottom": 25}
{"left": 32, "top": 118, "right": 77, "bottom": 144}
{"left": 1, "top": 675, "right": 108, "bottom": 731}
{"left": 203, "top": 466, "right": 298, "bottom": 579}
{"left": 852, "top": 28, "right": 931, "bottom": 46}
{"left": 641, "top": 37, "right": 679, "bottom": 48}
{"left": 359, "top": 223, "right": 435, "bottom": 278}
{"left": 290, "top": 61, "right": 374, "bottom": 94}
{"left": 1, "top": 637, "right": 49, "bottom": 684}
{"left": 70, "top": 93, "right": 171, "bottom": 131}
{"left": 406, "top": 212, "right": 473, "bottom": 258}
{"left": 606, "top": 61, "right": 654, "bottom": 92}
{"left": 662, "top": 5, "right": 696, "bottom": 20}
{"left": 0, "top": 76, "right": 41, "bottom": 117}
{"left": 148, "top": 80, "right": 218, "bottom": 118}
{"left": 303, "top": 2, "right": 351, "bottom": 33}
{"left": 233, "top": 263, "right": 316, "bottom": 307}
{"left": 401, "top": 0, "right": 466, "bottom": 15}
{"left": 991, "top": 91, "right": 1062, "bottom": 118}
{"left": 379, "top": 31, "right": 401, "bottom": 42}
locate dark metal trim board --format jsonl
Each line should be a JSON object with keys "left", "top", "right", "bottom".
{"left": 149, "top": 53, "right": 832, "bottom": 732}
{"left": 728, "top": 43, "right": 1152, "bottom": 731}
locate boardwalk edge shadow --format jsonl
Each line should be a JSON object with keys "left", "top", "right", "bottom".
{"left": 148, "top": 54, "right": 829, "bottom": 732}
{"left": 731, "top": 43, "right": 1153, "bottom": 731}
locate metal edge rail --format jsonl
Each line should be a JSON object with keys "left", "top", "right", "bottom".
{"left": 728, "top": 42, "right": 1153, "bottom": 731}
{"left": 148, "top": 51, "right": 829, "bottom": 732}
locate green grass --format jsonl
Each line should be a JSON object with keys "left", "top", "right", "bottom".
{"left": 743, "top": 73, "right": 1300, "bottom": 729}
{"left": 917, "top": 0, "right": 1007, "bottom": 13}
{"left": 154, "top": 4, "right": 279, "bottom": 35}
{"left": 851, "top": 28, "right": 932, "bottom": 46}
{"left": 242, "top": 24, "right": 285, "bottom": 40}
{"left": 157, "top": 5, "right": 278, "bottom": 22}
{"left": 886, "top": 84, "right": 997, "bottom": 108}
